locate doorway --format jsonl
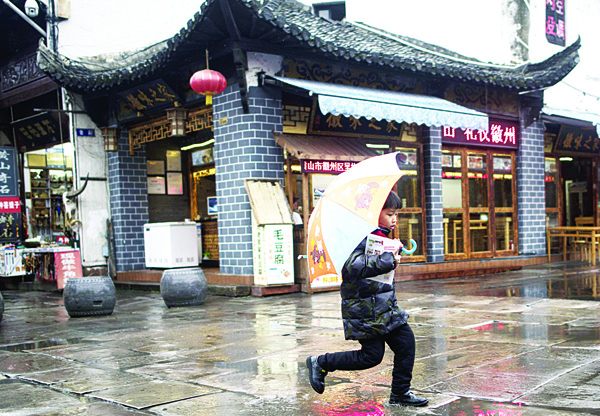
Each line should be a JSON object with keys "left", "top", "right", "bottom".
{"left": 442, "top": 147, "right": 518, "bottom": 259}
{"left": 560, "top": 157, "right": 596, "bottom": 226}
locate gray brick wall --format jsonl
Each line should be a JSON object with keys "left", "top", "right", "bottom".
{"left": 107, "top": 130, "right": 149, "bottom": 272}
{"left": 423, "top": 126, "right": 444, "bottom": 263}
{"left": 517, "top": 120, "right": 546, "bottom": 255}
{"left": 212, "top": 84, "right": 284, "bottom": 276}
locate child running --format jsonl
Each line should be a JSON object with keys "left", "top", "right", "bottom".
{"left": 306, "top": 190, "right": 428, "bottom": 407}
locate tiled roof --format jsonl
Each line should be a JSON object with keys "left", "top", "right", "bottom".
{"left": 37, "top": 0, "right": 580, "bottom": 93}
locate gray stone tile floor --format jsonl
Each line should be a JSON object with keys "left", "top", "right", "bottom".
{"left": 0, "top": 261, "right": 599, "bottom": 415}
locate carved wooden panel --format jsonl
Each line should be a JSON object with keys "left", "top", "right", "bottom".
{"left": 446, "top": 84, "right": 519, "bottom": 116}
{"left": 1, "top": 54, "right": 45, "bottom": 92}
{"left": 284, "top": 59, "right": 422, "bottom": 94}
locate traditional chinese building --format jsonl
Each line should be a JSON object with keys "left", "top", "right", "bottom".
{"left": 36, "top": 0, "right": 582, "bottom": 291}
{"left": 540, "top": 108, "right": 600, "bottom": 233}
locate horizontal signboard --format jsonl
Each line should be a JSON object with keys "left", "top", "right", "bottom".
{"left": 442, "top": 120, "right": 519, "bottom": 150}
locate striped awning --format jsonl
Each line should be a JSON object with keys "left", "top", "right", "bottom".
{"left": 266, "top": 75, "right": 488, "bottom": 131}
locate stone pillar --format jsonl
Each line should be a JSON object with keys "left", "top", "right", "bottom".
{"left": 107, "top": 130, "right": 149, "bottom": 272}
{"left": 517, "top": 120, "right": 546, "bottom": 256}
{"left": 212, "top": 84, "right": 284, "bottom": 276}
{"left": 423, "top": 126, "right": 444, "bottom": 263}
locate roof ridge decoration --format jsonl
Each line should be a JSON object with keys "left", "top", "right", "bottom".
{"left": 37, "top": 0, "right": 581, "bottom": 93}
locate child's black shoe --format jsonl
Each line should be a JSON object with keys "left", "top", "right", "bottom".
{"left": 306, "top": 356, "right": 327, "bottom": 394}
{"left": 389, "top": 391, "right": 428, "bottom": 407}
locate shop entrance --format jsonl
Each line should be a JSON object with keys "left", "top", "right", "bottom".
{"left": 188, "top": 145, "right": 218, "bottom": 263}
{"left": 442, "top": 147, "right": 518, "bottom": 259}
{"left": 560, "top": 157, "right": 596, "bottom": 226}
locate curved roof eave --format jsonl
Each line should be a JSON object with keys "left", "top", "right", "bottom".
{"left": 37, "top": 0, "right": 581, "bottom": 94}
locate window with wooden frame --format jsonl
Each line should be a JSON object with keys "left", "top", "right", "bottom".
{"left": 544, "top": 156, "right": 561, "bottom": 229}
{"left": 390, "top": 143, "right": 426, "bottom": 262}
{"left": 442, "top": 147, "right": 518, "bottom": 259}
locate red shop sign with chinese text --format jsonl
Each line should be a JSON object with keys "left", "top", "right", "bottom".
{"left": 54, "top": 250, "right": 83, "bottom": 289}
{"left": 0, "top": 197, "right": 21, "bottom": 213}
{"left": 302, "top": 160, "right": 359, "bottom": 174}
{"left": 442, "top": 120, "right": 519, "bottom": 150}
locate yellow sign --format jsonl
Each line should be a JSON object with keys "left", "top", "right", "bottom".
{"left": 193, "top": 168, "right": 216, "bottom": 179}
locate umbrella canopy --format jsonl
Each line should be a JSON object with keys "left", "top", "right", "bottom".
{"left": 306, "top": 152, "right": 414, "bottom": 288}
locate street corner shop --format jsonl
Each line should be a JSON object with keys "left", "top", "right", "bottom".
{"left": 31, "top": 0, "right": 586, "bottom": 292}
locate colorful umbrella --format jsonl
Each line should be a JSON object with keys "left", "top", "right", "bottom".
{"left": 306, "top": 152, "right": 417, "bottom": 287}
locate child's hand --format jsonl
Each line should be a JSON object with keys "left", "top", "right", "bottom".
{"left": 393, "top": 239, "right": 403, "bottom": 267}
{"left": 394, "top": 252, "right": 402, "bottom": 267}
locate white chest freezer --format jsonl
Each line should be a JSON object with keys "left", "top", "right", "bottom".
{"left": 143, "top": 222, "right": 199, "bottom": 268}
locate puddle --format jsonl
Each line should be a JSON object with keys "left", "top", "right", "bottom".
{"left": 443, "top": 397, "right": 529, "bottom": 415}
{"left": 401, "top": 265, "right": 600, "bottom": 301}
{"left": 0, "top": 337, "right": 82, "bottom": 352}
{"left": 482, "top": 273, "right": 600, "bottom": 301}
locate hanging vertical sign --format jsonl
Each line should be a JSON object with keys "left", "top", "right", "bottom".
{"left": 0, "top": 147, "right": 21, "bottom": 243}
{"left": 0, "top": 147, "right": 18, "bottom": 196}
{"left": 546, "top": 0, "right": 566, "bottom": 47}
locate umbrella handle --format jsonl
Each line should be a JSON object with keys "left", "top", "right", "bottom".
{"left": 401, "top": 239, "right": 417, "bottom": 255}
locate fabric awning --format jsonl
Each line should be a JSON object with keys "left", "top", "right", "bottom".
{"left": 266, "top": 75, "right": 488, "bottom": 131}
{"left": 542, "top": 107, "right": 600, "bottom": 136}
{"left": 274, "top": 133, "right": 379, "bottom": 161}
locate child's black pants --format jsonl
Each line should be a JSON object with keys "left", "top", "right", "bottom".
{"left": 317, "top": 323, "right": 415, "bottom": 395}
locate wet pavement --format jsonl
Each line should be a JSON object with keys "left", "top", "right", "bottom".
{"left": 1, "top": 261, "right": 599, "bottom": 415}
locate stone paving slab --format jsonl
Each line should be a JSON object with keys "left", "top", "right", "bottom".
{"left": 2, "top": 262, "right": 600, "bottom": 415}
{"left": 429, "top": 368, "right": 550, "bottom": 402}
{"left": 437, "top": 397, "right": 594, "bottom": 416}
{"left": 126, "top": 359, "right": 234, "bottom": 383}
{"left": 194, "top": 360, "right": 305, "bottom": 397}
{"left": 84, "top": 353, "right": 175, "bottom": 371}
{"left": 149, "top": 382, "right": 452, "bottom": 416}
{"left": 456, "top": 321, "right": 570, "bottom": 346}
{"left": 20, "top": 365, "right": 152, "bottom": 394}
{"left": 567, "top": 317, "right": 600, "bottom": 328}
{"left": 423, "top": 346, "right": 600, "bottom": 402}
{"left": 505, "top": 313, "right": 583, "bottom": 326}
{"left": 411, "top": 323, "right": 479, "bottom": 339}
{"left": 409, "top": 308, "right": 497, "bottom": 328}
{"left": 87, "top": 379, "right": 220, "bottom": 409}
{"left": 0, "top": 351, "right": 75, "bottom": 377}
{"left": 173, "top": 333, "right": 309, "bottom": 364}
{"left": 487, "top": 347, "right": 600, "bottom": 377}
{"left": 518, "top": 358, "right": 600, "bottom": 411}
{"left": 350, "top": 341, "right": 541, "bottom": 390}
{"left": 34, "top": 402, "right": 152, "bottom": 416}
{"left": 0, "top": 380, "right": 83, "bottom": 415}
{"left": 33, "top": 346, "right": 147, "bottom": 364}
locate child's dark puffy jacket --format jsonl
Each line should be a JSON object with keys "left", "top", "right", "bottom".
{"left": 340, "top": 226, "right": 409, "bottom": 340}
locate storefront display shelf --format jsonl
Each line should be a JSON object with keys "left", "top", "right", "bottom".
{"left": 28, "top": 167, "right": 72, "bottom": 235}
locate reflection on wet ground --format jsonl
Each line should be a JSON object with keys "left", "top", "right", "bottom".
{"left": 401, "top": 261, "right": 600, "bottom": 301}
{"left": 1, "top": 261, "right": 600, "bottom": 415}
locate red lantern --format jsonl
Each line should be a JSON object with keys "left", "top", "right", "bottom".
{"left": 190, "top": 69, "right": 227, "bottom": 106}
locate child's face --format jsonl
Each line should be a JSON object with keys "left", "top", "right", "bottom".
{"left": 378, "top": 208, "right": 398, "bottom": 230}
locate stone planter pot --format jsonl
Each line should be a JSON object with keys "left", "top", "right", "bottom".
{"left": 63, "top": 276, "right": 116, "bottom": 317}
{"left": 160, "top": 267, "right": 207, "bottom": 308}
{"left": 0, "top": 291, "right": 4, "bottom": 322}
